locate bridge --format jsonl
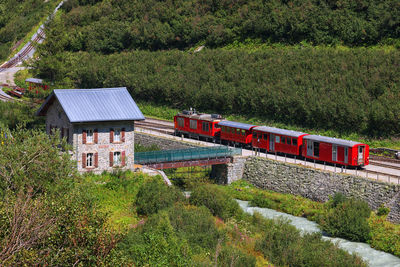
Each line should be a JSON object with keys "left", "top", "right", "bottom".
{"left": 134, "top": 146, "right": 242, "bottom": 169}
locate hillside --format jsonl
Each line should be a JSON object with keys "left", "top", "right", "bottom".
{"left": 0, "top": 0, "right": 60, "bottom": 62}
{"left": 31, "top": 0, "right": 400, "bottom": 138}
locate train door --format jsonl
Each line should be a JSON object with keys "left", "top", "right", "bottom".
{"left": 332, "top": 145, "right": 337, "bottom": 162}
{"left": 269, "top": 134, "right": 275, "bottom": 151}
{"left": 344, "top": 147, "right": 348, "bottom": 164}
{"left": 358, "top": 146, "right": 364, "bottom": 165}
{"left": 307, "top": 141, "right": 313, "bottom": 156}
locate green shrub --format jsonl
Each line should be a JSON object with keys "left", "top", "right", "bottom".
{"left": 256, "top": 218, "right": 366, "bottom": 267}
{"left": 321, "top": 194, "right": 371, "bottom": 242}
{"left": 377, "top": 204, "right": 390, "bottom": 217}
{"left": 135, "top": 177, "right": 184, "bottom": 216}
{"left": 118, "top": 210, "right": 192, "bottom": 266}
{"left": 167, "top": 203, "right": 223, "bottom": 253}
{"left": 217, "top": 245, "right": 257, "bottom": 267}
{"left": 189, "top": 184, "right": 243, "bottom": 220}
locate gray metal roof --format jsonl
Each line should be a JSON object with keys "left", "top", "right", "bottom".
{"left": 25, "top": 78, "right": 44, "bottom": 84}
{"left": 303, "top": 135, "right": 363, "bottom": 147}
{"left": 218, "top": 120, "right": 256, "bottom": 130}
{"left": 254, "top": 126, "right": 308, "bottom": 138}
{"left": 36, "top": 87, "right": 145, "bottom": 122}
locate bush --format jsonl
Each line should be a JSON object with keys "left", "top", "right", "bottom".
{"left": 217, "top": 245, "right": 257, "bottom": 267}
{"left": 321, "top": 194, "right": 371, "bottom": 242}
{"left": 135, "top": 177, "right": 184, "bottom": 216}
{"left": 189, "top": 184, "right": 243, "bottom": 220}
{"left": 167, "top": 203, "right": 223, "bottom": 253}
{"left": 118, "top": 210, "right": 192, "bottom": 266}
{"left": 256, "top": 218, "right": 366, "bottom": 267}
{"left": 377, "top": 204, "right": 390, "bottom": 217}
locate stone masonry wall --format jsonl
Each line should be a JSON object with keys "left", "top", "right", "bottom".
{"left": 135, "top": 132, "right": 199, "bottom": 150}
{"left": 74, "top": 122, "right": 135, "bottom": 174}
{"left": 243, "top": 157, "right": 400, "bottom": 223}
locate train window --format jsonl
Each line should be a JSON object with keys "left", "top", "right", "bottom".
{"left": 242, "top": 129, "right": 245, "bottom": 135}
{"left": 281, "top": 136, "right": 286, "bottom": 144}
{"left": 236, "top": 129, "right": 240, "bottom": 135}
{"left": 286, "top": 137, "right": 291, "bottom": 145}
{"left": 190, "top": 119, "right": 197, "bottom": 129}
{"left": 177, "top": 117, "right": 184, "bottom": 127}
{"left": 275, "top": 136, "right": 280, "bottom": 143}
{"left": 314, "top": 142, "right": 320, "bottom": 157}
{"left": 253, "top": 132, "right": 257, "bottom": 138}
{"left": 292, "top": 139, "right": 297, "bottom": 146}
{"left": 202, "top": 122, "right": 209, "bottom": 132}
{"left": 263, "top": 134, "right": 268, "bottom": 140}
{"left": 215, "top": 124, "right": 220, "bottom": 129}
{"left": 231, "top": 128, "right": 235, "bottom": 134}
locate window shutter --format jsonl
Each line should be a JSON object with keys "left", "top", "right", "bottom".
{"left": 94, "top": 152, "right": 98, "bottom": 168}
{"left": 109, "top": 152, "right": 113, "bottom": 167}
{"left": 122, "top": 151, "right": 126, "bottom": 166}
{"left": 82, "top": 153, "right": 86, "bottom": 169}
{"left": 94, "top": 129, "right": 98, "bottom": 144}
{"left": 82, "top": 129, "right": 87, "bottom": 144}
{"left": 110, "top": 129, "right": 114, "bottom": 143}
{"left": 121, "top": 128, "right": 125, "bottom": 142}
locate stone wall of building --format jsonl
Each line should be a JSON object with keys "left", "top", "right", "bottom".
{"left": 243, "top": 157, "right": 400, "bottom": 222}
{"left": 134, "top": 132, "right": 199, "bottom": 150}
{"left": 74, "top": 122, "right": 135, "bottom": 174}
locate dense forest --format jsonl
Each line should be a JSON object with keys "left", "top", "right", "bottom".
{"left": 0, "top": 0, "right": 59, "bottom": 61}
{"left": 32, "top": 0, "right": 400, "bottom": 137}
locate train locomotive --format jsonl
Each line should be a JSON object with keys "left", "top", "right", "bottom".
{"left": 174, "top": 110, "right": 369, "bottom": 167}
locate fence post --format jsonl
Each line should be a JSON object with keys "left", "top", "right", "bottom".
{"left": 314, "top": 159, "right": 316, "bottom": 168}
{"left": 334, "top": 164, "right": 336, "bottom": 173}
{"left": 324, "top": 161, "right": 326, "bottom": 170}
{"left": 285, "top": 154, "right": 286, "bottom": 162}
{"left": 275, "top": 152, "right": 277, "bottom": 160}
{"left": 294, "top": 156, "right": 296, "bottom": 163}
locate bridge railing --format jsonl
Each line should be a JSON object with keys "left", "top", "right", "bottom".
{"left": 134, "top": 146, "right": 242, "bottom": 165}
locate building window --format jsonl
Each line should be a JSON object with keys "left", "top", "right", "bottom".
{"left": 177, "top": 117, "right": 184, "bottom": 127}
{"left": 87, "top": 129, "right": 94, "bottom": 143}
{"left": 87, "top": 153, "right": 93, "bottom": 167}
{"left": 114, "top": 152, "right": 121, "bottom": 166}
{"left": 114, "top": 128, "right": 121, "bottom": 142}
{"left": 190, "top": 120, "right": 197, "bottom": 129}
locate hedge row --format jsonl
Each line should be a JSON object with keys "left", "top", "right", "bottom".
{"left": 35, "top": 48, "right": 400, "bottom": 137}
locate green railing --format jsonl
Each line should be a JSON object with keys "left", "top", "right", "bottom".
{"left": 134, "top": 146, "right": 242, "bottom": 165}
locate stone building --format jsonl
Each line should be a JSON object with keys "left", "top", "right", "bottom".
{"left": 36, "top": 87, "right": 145, "bottom": 173}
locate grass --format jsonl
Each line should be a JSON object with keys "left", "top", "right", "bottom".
{"left": 79, "top": 171, "right": 154, "bottom": 232}
{"left": 136, "top": 101, "right": 400, "bottom": 150}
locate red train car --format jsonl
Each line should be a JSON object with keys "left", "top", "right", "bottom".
{"left": 252, "top": 126, "right": 308, "bottom": 156}
{"left": 174, "top": 110, "right": 223, "bottom": 140}
{"left": 302, "top": 135, "right": 369, "bottom": 167}
{"left": 218, "top": 120, "right": 256, "bottom": 146}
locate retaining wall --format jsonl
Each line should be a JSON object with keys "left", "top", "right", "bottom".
{"left": 243, "top": 157, "right": 400, "bottom": 223}
{"left": 135, "top": 132, "right": 199, "bottom": 150}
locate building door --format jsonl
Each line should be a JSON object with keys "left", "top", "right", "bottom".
{"left": 358, "top": 146, "right": 364, "bottom": 164}
{"left": 269, "top": 134, "right": 275, "bottom": 151}
{"left": 307, "top": 141, "right": 313, "bottom": 156}
{"left": 332, "top": 145, "right": 337, "bottom": 162}
{"left": 344, "top": 147, "right": 348, "bottom": 164}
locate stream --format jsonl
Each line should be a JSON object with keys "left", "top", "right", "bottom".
{"left": 237, "top": 200, "right": 400, "bottom": 267}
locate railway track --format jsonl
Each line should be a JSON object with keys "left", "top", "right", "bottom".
{"left": 0, "top": 29, "right": 45, "bottom": 71}
{"left": 136, "top": 117, "right": 400, "bottom": 183}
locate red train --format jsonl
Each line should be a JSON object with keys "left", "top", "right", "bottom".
{"left": 174, "top": 110, "right": 369, "bottom": 167}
